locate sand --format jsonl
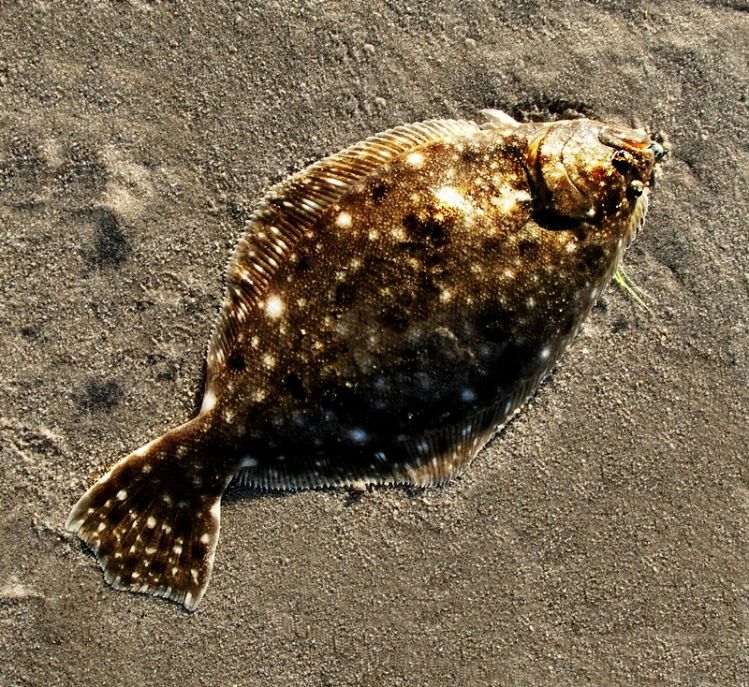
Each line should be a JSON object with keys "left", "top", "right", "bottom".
{"left": 1, "top": 2, "right": 747, "bottom": 685}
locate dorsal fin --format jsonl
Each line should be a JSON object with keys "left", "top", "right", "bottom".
{"left": 480, "top": 109, "right": 520, "bottom": 134}
{"left": 205, "top": 118, "right": 481, "bottom": 381}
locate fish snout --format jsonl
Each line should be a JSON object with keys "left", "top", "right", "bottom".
{"left": 599, "top": 125, "right": 666, "bottom": 192}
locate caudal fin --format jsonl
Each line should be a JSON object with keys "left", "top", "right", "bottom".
{"left": 66, "top": 417, "right": 230, "bottom": 611}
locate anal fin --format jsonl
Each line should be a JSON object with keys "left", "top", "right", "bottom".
{"left": 393, "top": 405, "right": 509, "bottom": 487}
{"left": 234, "top": 401, "right": 526, "bottom": 494}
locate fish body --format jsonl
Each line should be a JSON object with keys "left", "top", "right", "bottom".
{"left": 66, "top": 111, "right": 663, "bottom": 610}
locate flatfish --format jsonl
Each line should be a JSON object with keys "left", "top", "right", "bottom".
{"left": 66, "top": 110, "right": 664, "bottom": 610}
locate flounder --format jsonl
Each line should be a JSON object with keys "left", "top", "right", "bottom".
{"left": 66, "top": 110, "right": 664, "bottom": 610}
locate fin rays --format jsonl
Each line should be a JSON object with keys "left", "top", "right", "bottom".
{"left": 234, "top": 388, "right": 539, "bottom": 493}
{"left": 66, "top": 418, "right": 227, "bottom": 611}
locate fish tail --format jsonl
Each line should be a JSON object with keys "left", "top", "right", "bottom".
{"left": 65, "top": 416, "right": 232, "bottom": 611}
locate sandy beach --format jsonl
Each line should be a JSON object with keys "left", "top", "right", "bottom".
{"left": 1, "top": 2, "right": 747, "bottom": 685}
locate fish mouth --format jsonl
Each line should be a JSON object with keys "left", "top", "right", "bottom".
{"left": 624, "top": 186, "right": 650, "bottom": 249}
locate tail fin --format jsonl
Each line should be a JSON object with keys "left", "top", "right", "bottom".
{"left": 66, "top": 417, "right": 231, "bottom": 611}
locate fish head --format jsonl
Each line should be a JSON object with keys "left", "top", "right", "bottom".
{"left": 525, "top": 118, "right": 664, "bottom": 245}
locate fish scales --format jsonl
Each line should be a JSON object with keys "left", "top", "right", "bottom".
{"left": 66, "top": 110, "right": 664, "bottom": 610}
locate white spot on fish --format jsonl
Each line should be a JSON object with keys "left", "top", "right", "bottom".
{"left": 201, "top": 389, "right": 217, "bottom": 413}
{"left": 492, "top": 187, "right": 516, "bottom": 213}
{"left": 347, "top": 428, "right": 368, "bottom": 444}
{"left": 460, "top": 388, "right": 476, "bottom": 402}
{"left": 265, "top": 295, "right": 284, "bottom": 319}
{"left": 335, "top": 211, "right": 352, "bottom": 229}
{"left": 406, "top": 151, "right": 425, "bottom": 167}
{"left": 435, "top": 185, "right": 473, "bottom": 214}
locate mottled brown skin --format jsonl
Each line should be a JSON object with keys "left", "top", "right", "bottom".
{"left": 67, "top": 114, "right": 662, "bottom": 610}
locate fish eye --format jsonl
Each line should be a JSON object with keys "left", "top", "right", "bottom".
{"left": 611, "top": 149, "right": 635, "bottom": 174}
{"left": 648, "top": 140, "right": 665, "bottom": 160}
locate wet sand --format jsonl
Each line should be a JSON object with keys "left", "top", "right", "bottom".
{"left": 1, "top": 2, "right": 747, "bottom": 685}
